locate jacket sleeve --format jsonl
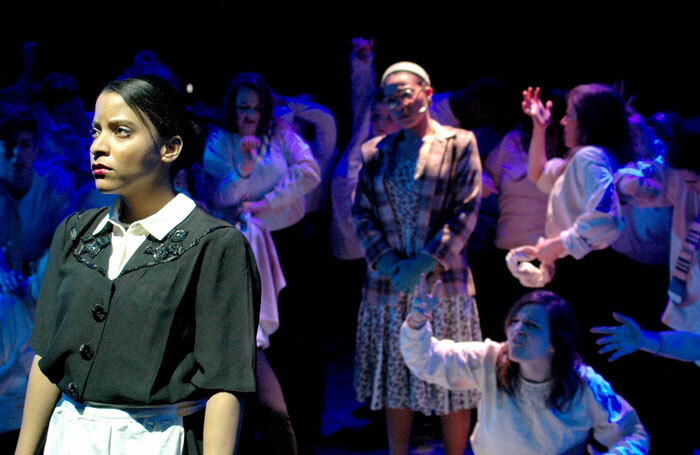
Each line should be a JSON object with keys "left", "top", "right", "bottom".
{"left": 582, "top": 366, "right": 650, "bottom": 455}
{"left": 332, "top": 142, "right": 366, "bottom": 243}
{"left": 263, "top": 127, "right": 321, "bottom": 211}
{"left": 400, "top": 320, "right": 490, "bottom": 391}
{"left": 191, "top": 227, "right": 260, "bottom": 393}
{"left": 559, "top": 148, "right": 625, "bottom": 259}
{"left": 423, "top": 131, "right": 482, "bottom": 269}
{"left": 28, "top": 212, "right": 74, "bottom": 357}
{"left": 351, "top": 139, "right": 393, "bottom": 267}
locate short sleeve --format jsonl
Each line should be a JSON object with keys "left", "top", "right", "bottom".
{"left": 29, "top": 213, "right": 74, "bottom": 357}
{"left": 191, "top": 227, "right": 260, "bottom": 393}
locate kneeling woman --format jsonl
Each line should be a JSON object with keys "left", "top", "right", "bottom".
{"left": 400, "top": 277, "right": 648, "bottom": 455}
{"left": 15, "top": 76, "right": 259, "bottom": 455}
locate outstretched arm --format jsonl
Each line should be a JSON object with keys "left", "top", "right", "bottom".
{"left": 399, "top": 275, "right": 486, "bottom": 390}
{"left": 522, "top": 87, "right": 553, "bottom": 183}
{"left": 592, "top": 313, "right": 700, "bottom": 362}
{"left": 406, "top": 274, "right": 442, "bottom": 329}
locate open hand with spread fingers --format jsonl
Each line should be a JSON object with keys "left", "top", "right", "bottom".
{"left": 591, "top": 313, "right": 645, "bottom": 362}
{"left": 408, "top": 273, "right": 442, "bottom": 329}
{"left": 521, "top": 86, "right": 553, "bottom": 129}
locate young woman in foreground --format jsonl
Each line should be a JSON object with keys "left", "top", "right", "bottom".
{"left": 400, "top": 276, "right": 649, "bottom": 455}
{"left": 15, "top": 76, "right": 259, "bottom": 455}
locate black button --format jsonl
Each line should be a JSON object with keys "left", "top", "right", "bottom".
{"left": 79, "top": 344, "right": 94, "bottom": 360}
{"left": 92, "top": 304, "right": 107, "bottom": 322}
{"left": 67, "top": 382, "right": 79, "bottom": 400}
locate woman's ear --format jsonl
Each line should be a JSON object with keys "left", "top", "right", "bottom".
{"left": 424, "top": 85, "right": 434, "bottom": 107}
{"left": 161, "top": 136, "right": 183, "bottom": 163}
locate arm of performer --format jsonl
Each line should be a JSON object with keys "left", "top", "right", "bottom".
{"left": 400, "top": 274, "right": 485, "bottom": 391}
{"left": 14, "top": 355, "right": 61, "bottom": 455}
{"left": 248, "top": 127, "right": 321, "bottom": 215}
{"left": 203, "top": 391, "right": 243, "bottom": 455}
{"left": 585, "top": 369, "right": 650, "bottom": 455}
{"left": 522, "top": 86, "right": 552, "bottom": 183}
{"left": 592, "top": 313, "right": 700, "bottom": 362}
{"left": 524, "top": 150, "right": 625, "bottom": 263}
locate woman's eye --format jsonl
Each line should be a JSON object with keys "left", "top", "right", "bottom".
{"left": 115, "top": 126, "right": 132, "bottom": 137}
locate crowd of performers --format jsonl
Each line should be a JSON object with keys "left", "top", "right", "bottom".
{"left": 1, "top": 39, "right": 699, "bottom": 454}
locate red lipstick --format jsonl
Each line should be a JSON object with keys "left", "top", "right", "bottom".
{"left": 92, "top": 163, "right": 112, "bottom": 176}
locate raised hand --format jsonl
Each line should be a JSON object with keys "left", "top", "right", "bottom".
{"left": 408, "top": 273, "right": 442, "bottom": 329}
{"left": 23, "top": 41, "right": 38, "bottom": 72}
{"left": 351, "top": 37, "right": 374, "bottom": 62}
{"left": 521, "top": 86, "right": 553, "bottom": 129}
{"left": 591, "top": 313, "right": 645, "bottom": 362}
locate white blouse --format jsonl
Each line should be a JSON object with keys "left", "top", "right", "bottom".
{"left": 203, "top": 125, "right": 320, "bottom": 231}
{"left": 400, "top": 322, "right": 649, "bottom": 455}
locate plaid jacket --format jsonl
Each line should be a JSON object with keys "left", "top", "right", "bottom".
{"left": 352, "top": 121, "right": 482, "bottom": 299}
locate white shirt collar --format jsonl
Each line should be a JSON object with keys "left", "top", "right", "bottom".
{"left": 92, "top": 193, "right": 196, "bottom": 240}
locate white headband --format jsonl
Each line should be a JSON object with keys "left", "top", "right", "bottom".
{"left": 380, "top": 61, "right": 431, "bottom": 87}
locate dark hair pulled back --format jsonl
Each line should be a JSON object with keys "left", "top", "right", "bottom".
{"left": 102, "top": 76, "right": 203, "bottom": 179}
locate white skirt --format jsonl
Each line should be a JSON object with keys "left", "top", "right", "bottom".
{"left": 45, "top": 395, "right": 205, "bottom": 455}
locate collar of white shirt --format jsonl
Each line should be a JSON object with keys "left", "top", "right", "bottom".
{"left": 92, "top": 193, "right": 197, "bottom": 240}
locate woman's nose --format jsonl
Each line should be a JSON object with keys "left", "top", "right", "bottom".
{"left": 560, "top": 116, "right": 567, "bottom": 126}
{"left": 90, "top": 132, "right": 107, "bottom": 156}
{"left": 511, "top": 321, "right": 525, "bottom": 334}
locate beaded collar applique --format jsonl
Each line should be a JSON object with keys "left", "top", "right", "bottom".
{"left": 72, "top": 212, "right": 224, "bottom": 278}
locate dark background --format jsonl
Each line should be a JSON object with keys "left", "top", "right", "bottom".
{"left": 1, "top": 4, "right": 697, "bottom": 146}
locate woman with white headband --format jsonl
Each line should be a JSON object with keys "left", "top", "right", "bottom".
{"left": 352, "top": 61, "right": 482, "bottom": 455}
